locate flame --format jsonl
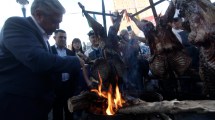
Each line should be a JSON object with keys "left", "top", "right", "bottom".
{"left": 91, "top": 71, "right": 107, "bottom": 98}
{"left": 114, "top": 83, "right": 124, "bottom": 109}
{"left": 91, "top": 71, "right": 125, "bottom": 115}
{"left": 106, "top": 85, "right": 115, "bottom": 115}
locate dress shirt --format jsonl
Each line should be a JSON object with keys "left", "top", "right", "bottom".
{"left": 55, "top": 44, "right": 70, "bottom": 82}
{"left": 31, "top": 16, "right": 50, "bottom": 50}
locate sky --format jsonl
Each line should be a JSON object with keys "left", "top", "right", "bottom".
{"left": 0, "top": 0, "right": 115, "bottom": 46}
{"left": 0, "top": 0, "right": 215, "bottom": 46}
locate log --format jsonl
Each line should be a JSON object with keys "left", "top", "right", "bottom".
{"left": 118, "top": 100, "right": 215, "bottom": 114}
{"left": 68, "top": 91, "right": 215, "bottom": 115}
{"left": 68, "top": 91, "right": 107, "bottom": 114}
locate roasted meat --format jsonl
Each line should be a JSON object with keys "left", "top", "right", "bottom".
{"left": 129, "top": 1, "right": 191, "bottom": 79}
{"left": 176, "top": 0, "right": 215, "bottom": 98}
{"left": 78, "top": 2, "right": 126, "bottom": 89}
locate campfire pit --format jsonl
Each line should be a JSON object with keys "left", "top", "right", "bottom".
{"left": 68, "top": 71, "right": 215, "bottom": 120}
{"left": 68, "top": 71, "right": 127, "bottom": 116}
{"left": 68, "top": 91, "right": 215, "bottom": 120}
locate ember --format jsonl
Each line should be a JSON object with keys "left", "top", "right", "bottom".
{"left": 91, "top": 72, "right": 125, "bottom": 115}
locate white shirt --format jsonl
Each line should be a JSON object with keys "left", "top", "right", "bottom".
{"left": 31, "top": 16, "right": 50, "bottom": 50}
{"left": 55, "top": 44, "right": 70, "bottom": 82}
{"left": 84, "top": 46, "right": 99, "bottom": 57}
{"left": 172, "top": 28, "right": 183, "bottom": 43}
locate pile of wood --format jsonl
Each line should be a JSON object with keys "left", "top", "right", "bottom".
{"left": 68, "top": 91, "right": 215, "bottom": 115}
{"left": 68, "top": 91, "right": 108, "bottom": 115}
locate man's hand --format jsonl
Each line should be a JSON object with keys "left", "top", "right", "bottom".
{"left": 77, "top": 56, "right": 85, "bottom": 67}
{"left": 76, "top": 52, "right": 89, "bottom": 61}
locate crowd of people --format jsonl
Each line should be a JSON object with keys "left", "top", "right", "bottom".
{"left": 0, "top": 0, "right": 207, "bottom": 120}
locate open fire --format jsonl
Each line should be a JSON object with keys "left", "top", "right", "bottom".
{"left": 68, "top": 71, "right": 215, "bottom": 120}
{"left": 91, "top": 72, "right": 125, "bottom": 115}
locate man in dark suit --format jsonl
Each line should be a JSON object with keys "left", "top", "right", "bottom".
{"left": 51, "top": 29, "right": 76, "bottom": 120}
{"left": 0, "top": 0, "right": 85, "bottom": 120}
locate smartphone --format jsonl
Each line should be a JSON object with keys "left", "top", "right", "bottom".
{"left": 127, "top": 26, "right": 132, "bottom": 32}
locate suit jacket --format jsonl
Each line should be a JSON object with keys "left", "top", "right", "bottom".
{"left": 0, "top": 17, "right": 81, "bottom": 105}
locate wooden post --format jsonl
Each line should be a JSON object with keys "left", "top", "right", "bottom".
{"left": 131, "top": 0, "right": 164, "bottom": 17}
{"left": 102, "top": 0, "right": 107, "bottom": 35}
{"left": 149, "top": 0, "right": 158, "bottom": 18}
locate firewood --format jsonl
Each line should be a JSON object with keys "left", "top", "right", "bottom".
{"left": 118, "top": 100, "right": 215, "bottom": 114}
{"left": 68, "top": 91, "right": 107, "bottom": 113}
{"left": 68, "top": 91, "right": 215, "bottom": 116}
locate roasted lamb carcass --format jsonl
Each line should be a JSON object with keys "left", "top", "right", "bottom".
{"left": 176, "top": 0, "right": 215, "bottom": 98}
{"left": 129, "top": 1, "right": 191, "bottom": 79}
{"left": 78, "top": 2, "right": 126, "bottom": 89}
{"left": 176, "top": 0, "right": 215, "bottom": 44}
